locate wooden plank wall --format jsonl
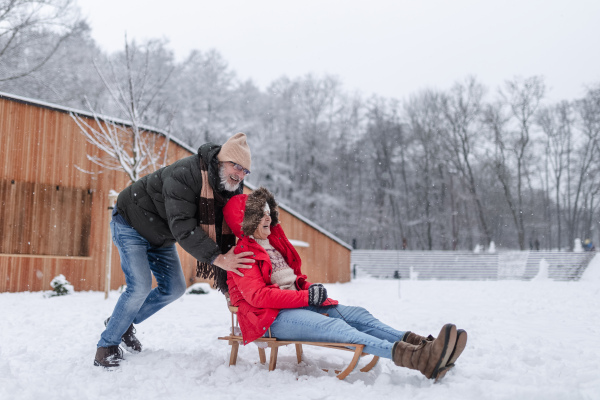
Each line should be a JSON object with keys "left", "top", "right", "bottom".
{"left": 0, "top": 180, "right": 93, "bottom": 256}
{"left": 279, "top": 210, "right": 351, "bottom": 284}
{"left": 0, "top": 96, "right": 197, "bottom": 292}
{"left": 0, "top": 95, "right": 350, "bottom": 292}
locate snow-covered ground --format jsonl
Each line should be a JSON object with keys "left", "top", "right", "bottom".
{"left": 2, "top": 256, "right": 600, "bottom": 400}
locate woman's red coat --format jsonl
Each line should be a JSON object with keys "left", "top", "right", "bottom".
{"left": 224, "top": 194, "right": 337, "bottom": 345}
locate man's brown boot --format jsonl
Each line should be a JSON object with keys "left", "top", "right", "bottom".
{"left": 402, "top": 328, "right": 467, "bottom": 367}
{"left": 94, "top": 345, "right": 123, "bottom": 368}
{"left": 104, "top": 317, "right": 142, "bottom": 353}
{"left": 393, "top": 324, "right": 457, "bottom": 381}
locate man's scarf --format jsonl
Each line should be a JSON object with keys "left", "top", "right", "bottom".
{"left": 195, "top": 158, "right": 236, "bottom": 293}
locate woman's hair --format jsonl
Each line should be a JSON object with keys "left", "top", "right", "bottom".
{"left": 242, "top": 187, "right": 279, "bottom": 236}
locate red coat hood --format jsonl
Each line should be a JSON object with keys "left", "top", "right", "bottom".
{"left": 223, "top": 193, "right": 248, "bottom": 239}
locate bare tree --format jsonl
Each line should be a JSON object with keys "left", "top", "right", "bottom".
{"left": 405, "top": 89, "right": 446, "bottom": 250}
{"left": 538, "top": 101, "right": 573, "bottom": 249}
{"left": 441, "top": 76, "right": 492, "bottom": 246}
{"left": 328, "top": 93, "right": 366, "bottom": 243}
{"left": 71, "top": 37, "right": 175, "bottom": 183}
{"left": 365, "top": 96, "right": 406, "bottom": 248}
{"left": 485, "top": 76, "right": 545, "bottom": 250}
{"left": 564, "top": 84, "right": 600, "bottom": 247}
{"left": 0, "top": 0, "right": 84, "bottom": 81}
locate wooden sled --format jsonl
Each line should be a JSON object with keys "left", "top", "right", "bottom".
{"left": 218, "top": 305, "right": 380, "bottom": 380}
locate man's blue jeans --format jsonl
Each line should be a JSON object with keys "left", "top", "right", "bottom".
{"left": 97, "top": 220, "right": 186, "bottom": 348}
{"left": 267, "top": 304, "right": 406, "bottom": 359}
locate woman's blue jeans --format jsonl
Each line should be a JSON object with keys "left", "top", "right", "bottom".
{"left": 267, "top": 304, "right": 406, "bottom": 359}
{"left": 97, "top": 220, "right": 186, "bottom": 348}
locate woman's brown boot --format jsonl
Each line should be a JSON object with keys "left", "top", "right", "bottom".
{"left": 402, "top": 331, "right": 435, "bottom": 345}
{"left": 402, "top": 328, "right": 467, "bottom": 368}
{"left": 393, "top": 324, "right": 457, "bottom": 381}
{"left": 446, "top": 329, "right": 467, "bottom": 367}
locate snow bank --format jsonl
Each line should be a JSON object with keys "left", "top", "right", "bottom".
{"left": 581, "top": 253, "right": 600, "bottom": 282}
{"left": 1, "top": 278, "right": 599, "bottom": 400}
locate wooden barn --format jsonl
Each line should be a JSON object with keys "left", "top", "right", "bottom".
{"left": 0, "top": 92, "right": 351, "bottom": 293}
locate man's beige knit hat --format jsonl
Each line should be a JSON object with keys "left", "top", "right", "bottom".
{"left": 217, "top": 132, "right": 252, "bottom": 171}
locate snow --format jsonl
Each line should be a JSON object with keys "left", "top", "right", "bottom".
{"left": 2, "top": 257, "right": 600, "bottom": 400}
{"left": 531, "top": 259, "right": 550, "bottom": 281}
{"left": 289, "top": 239, "right": 310, "bottom": 248}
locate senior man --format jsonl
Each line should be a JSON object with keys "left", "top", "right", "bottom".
{"left": 95, "top": 133, "right": 254, "bottom": 368}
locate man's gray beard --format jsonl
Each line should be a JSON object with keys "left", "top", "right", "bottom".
{"left": 218, "top": 165, "right": 241, "bottom": 192}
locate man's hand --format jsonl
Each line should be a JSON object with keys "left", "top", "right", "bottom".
{"left": 213, "top": 246, "right": 254, "bottom": 276}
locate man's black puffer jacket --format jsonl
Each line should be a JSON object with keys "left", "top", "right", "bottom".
{"left": 114, "top": 143, "right": 243, "bottom": 263}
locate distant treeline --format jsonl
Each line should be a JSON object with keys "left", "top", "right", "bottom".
{"left": 1, "top": 0, "right": 599, "bottom": 250}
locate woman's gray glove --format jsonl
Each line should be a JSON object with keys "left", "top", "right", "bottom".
{"left": 308, "top": 283, "right": 328, "bottom": 306}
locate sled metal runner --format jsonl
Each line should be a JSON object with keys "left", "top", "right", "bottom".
{"left": 218, "top": 305, "right": 380, "bottom": 380}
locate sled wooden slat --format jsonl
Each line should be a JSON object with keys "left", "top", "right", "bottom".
{"left": 218, "top": 305, "right": 379, "bottom": 380}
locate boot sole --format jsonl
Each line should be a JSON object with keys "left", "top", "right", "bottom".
{"left": 431, "top": 324, "right": 457, "bottom": 380}
{"left": 122, "top": 343, "right": 142, "bottom": 354}
{"left": 93, "top": 360, "right": 120, "bottom": 370}
{"left": 434, "top": 365, "right": 451, "bottom": 382}
{"left": 446, "top": 329, "right": 467, "bottom": 367}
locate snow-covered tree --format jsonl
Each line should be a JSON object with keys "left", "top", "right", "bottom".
{"left": 172, "top": 49, "right": 238, "bottom": 147}
{"left": 0, "top": 0, "right": 84, "bottom": 81}
{"left": 71, "top": 37, "right": 174, "bottom": 183}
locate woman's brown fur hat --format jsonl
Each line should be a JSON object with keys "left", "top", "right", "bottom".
{"left": 242, "top": 187, "right": 279, "bottom": 236}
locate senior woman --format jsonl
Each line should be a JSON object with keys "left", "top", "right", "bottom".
{"left": 222, "top": 187, "right": 467, "bottom": 381}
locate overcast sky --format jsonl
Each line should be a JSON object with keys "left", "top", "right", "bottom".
{"left": 76, "top": 0, "right": 599, "bottom": 103}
